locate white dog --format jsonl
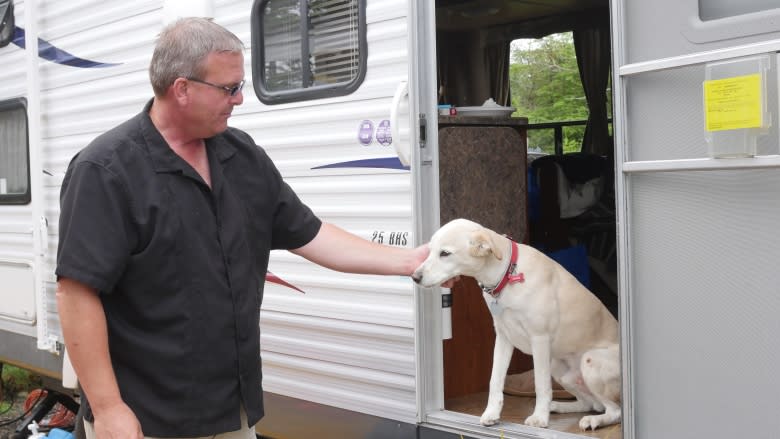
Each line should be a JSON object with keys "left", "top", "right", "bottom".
{"left": 412, "top": 219, "right": 621, "bottom": 430}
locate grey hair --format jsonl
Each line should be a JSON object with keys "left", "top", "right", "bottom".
{"left": 149, "top": 17, "right": 244, "bottom": 96}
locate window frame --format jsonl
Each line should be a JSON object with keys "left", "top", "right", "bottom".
{"left": 0, "top": 97, "right": 31, "bottom": 205}
{"left": 250, "top": 0, "right": 368, "bottom": 105}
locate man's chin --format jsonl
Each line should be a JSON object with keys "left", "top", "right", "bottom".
{"left": 206, "top": 123, "right": 229, "bottom": 137}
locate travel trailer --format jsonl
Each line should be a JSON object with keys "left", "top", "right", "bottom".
{"left": 1, "top": 0, "right": 779, "bottom": 438}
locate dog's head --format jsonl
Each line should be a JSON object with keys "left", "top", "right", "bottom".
{"left": 412, "top": 218, "right": 504, "bottom": 287}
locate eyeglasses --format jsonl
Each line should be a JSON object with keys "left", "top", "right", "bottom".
{"left": 186, "top": 77, "right": 245, "bottom": 97}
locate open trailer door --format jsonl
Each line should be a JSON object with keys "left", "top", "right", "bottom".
{"left": 612, "top": 0, "right": 780, "bottom": 437}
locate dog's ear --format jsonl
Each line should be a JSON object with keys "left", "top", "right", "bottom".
{"left": 468, "top": 229, "right": 503, "bottom": 260}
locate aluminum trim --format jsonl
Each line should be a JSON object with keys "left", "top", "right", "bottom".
{"left": 611, "top": 1, "right": 635, "bottom": 438}
{"left": 622, "top": 155, "right": 780, "bottom": 173}
{"left": 619, "top": 38, "right": 780, "bottom": 76}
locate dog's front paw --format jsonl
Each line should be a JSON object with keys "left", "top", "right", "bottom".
{"left": 479, "top": 408, "right": 501, "bottom": 426}
{"left": 524, "top": 413, "right": 549, "bottom": 428}
{"left": 579, "top": 415, "right": 602, "bottom": 431}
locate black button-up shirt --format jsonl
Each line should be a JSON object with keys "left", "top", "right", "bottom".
{"left": 56, "top": 100, "right": 321, "bottom": 437}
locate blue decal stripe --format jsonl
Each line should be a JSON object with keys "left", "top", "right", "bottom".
{"left": 12, "top": 26, "right": 120, "bottom": 68}
{"left": 312, "top": 157, "right": 410, "bottom": 171}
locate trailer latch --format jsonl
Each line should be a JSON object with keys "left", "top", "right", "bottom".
{"left": 419, "top": 114, "right": 427, "bottom": 148}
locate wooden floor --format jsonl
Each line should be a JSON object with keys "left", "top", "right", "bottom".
{"left": 446, "top": 392, "right": 622, "bottom": 439}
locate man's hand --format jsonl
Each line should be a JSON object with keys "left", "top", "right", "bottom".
{"left": 93, "top": 402, "right": 144, "bottom": 439}
{"left": 408, "top": 244, "right": 430, "bottom": 275}
{"left": 410, "top": 244, "right": 460, "bottom": 288}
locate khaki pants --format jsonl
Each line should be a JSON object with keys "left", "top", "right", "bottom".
{"left": 83, "top": 407, "right": 255, "bottom": 439}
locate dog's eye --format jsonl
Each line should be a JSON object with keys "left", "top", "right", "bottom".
{"left": 439, "top": 250, "right": 451, "bottom": 257}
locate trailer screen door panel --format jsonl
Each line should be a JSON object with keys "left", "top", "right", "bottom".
{"left": 614, "top": 0, "right": 780, "bottom": 437}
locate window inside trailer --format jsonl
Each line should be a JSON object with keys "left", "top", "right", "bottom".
{"left": 512, "top": 33, "right": 587, "bottom": 155}
{"left": 510, "top": 32, "right": 613, "bottom": 156}
{"left": 0, "top": 99, "right": 30, "bottom": 205}
{"left": 251, "top": 0, "right": 367, "bottom": 104}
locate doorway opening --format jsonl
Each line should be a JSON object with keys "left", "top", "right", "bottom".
{"left": 434, "top": 1, "right": 618, "bottom": 437}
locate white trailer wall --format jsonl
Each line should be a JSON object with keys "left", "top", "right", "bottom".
{"left": 220, "top": 0, "right": 420, "bottom": 424}
{"left": 2, "top": 0, "right": 420, "bottom": 425}
{"left": 0, "top": 0, "right": 160, "bottom": 373}
{"left": 39, "top": 0, "right": 161, "bottom": 354}
{"left": 0, "top": 1, "right": 37, "bottom": 344}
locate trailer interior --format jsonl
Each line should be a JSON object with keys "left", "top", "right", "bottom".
{"left": 434, "top": 1, "right": 620, "bottom": 437}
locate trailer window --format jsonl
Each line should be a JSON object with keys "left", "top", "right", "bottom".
{"left": 251, "top": 0, "right": 367, "bottom": 104}
{"left": 699, "top": 0, "right": 779, "bottom": 21}
{"left": 0, "top": 99, "right": 29, "bottom": 205}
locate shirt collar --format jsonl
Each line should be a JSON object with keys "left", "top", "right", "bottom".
{"left": 139, "top": 98, "right": 237, "bottom": 174}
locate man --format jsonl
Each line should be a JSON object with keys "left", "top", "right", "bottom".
{"left": 56, "top": 17, "right": 433, "bottom": 439}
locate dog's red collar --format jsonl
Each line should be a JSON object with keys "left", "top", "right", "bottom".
{"left": 480, "top": 240, "right": 524, "bottom": 298}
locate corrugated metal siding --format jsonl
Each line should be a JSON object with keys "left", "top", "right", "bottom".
{"left": 2, "top": 0, "right": 418, "bottom": 424}
{"left": 217, "top": 0, "right": 419, "bottom": 423}
{"left": 37, "top": 0, "right": 162, "bottom": 342}
{"left": 0, "top": 0, "right": 36, "bottom": 336}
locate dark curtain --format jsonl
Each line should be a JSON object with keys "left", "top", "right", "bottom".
{"left": 573, "top": 24, "right": 612, "bottom": 156}
{"left": 484, "top": 42, "right": 511, "bottom": 107}
{"left": 437, "top": 31, "right": 511, "bottom": 107}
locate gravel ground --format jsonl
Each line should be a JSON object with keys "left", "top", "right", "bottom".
{"left": 0, "top": 391, "right": 30, "bottom": 439}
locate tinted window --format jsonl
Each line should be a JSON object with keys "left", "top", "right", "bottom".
{"left": 0, "top": 99, "right": 30, "bottom": 205}
{"left": 252, "top": 0, "right": 367, "bottom": 104}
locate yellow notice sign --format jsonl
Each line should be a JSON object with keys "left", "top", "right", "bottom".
{"left": 703, "top": 73, "right": 763, "bottom": 131}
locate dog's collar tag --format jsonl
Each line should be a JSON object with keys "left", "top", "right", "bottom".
{"left": 487, "top": 298, "right": 503, "bottom": 317}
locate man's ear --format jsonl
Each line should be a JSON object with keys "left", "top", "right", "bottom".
{"left": 468, "top": 229, "right": 503, "bottom": 260}
{"left": 171, "top": 77, "right": 190, "bottom": 104}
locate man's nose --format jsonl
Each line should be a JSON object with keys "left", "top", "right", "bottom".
{"left": 231, "top": 89, "right": 244, "bottom": 105}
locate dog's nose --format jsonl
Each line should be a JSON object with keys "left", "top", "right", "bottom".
{"left": 411, "top": 272, "right": 422, "bottom": 284}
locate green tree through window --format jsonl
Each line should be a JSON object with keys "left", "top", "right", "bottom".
{"left": 510, "top": 32, "right": 611, "bottom": 154}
